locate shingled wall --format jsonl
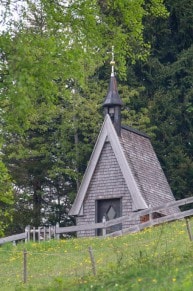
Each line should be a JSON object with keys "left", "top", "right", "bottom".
{"left": 76, "top": 141, "right": 137, "bottom": 237}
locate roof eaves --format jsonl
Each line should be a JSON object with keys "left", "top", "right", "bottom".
{"left": 106, "top": 118, "right": 148, "bottom": 211}
{"left": 69, "top": 116, "right": 109, "bottom": 216}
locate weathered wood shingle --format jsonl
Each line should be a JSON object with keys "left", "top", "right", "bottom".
{"left": 76, "top": 141, "right": 135, "bottom": 236}
{"left": 120, "top": 126, "right": 178, "bottom": 215}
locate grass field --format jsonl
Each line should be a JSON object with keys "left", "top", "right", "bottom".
{"left": 1, "top": 218, "right": 193, "bottom": 290}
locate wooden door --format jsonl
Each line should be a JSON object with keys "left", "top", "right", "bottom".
{"left": 96, "top": 198, "right": 122, "bottom": 236}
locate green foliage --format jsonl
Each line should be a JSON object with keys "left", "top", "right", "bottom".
{"left": 0, "top": 0, "right": 104, "bottom": 229}
{"left": 0, "top": 159, "right": 13, "bottom": 237}
{"left": 144, "top": 45, "right": 193, "bottom": 200}
{"left": 120, "top": 84, "right": 157, "bottom": 137}
{"left": 98, "top": 0, "right": 168, "bottom": 78}
{"left": 132, "top": 0, "right": 193, "bottom": 201}
{"left": 0, "top": 0, "right": 172, "bottom": 231}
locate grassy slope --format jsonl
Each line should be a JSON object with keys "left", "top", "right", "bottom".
{"left": 1, "top": 219, "right": 193, "bottom": 290}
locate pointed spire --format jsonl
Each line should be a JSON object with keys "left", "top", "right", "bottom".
{"left": 103, "top": 46, "right": 123, "bottom": 136}
{"left": 103, "top": 76, "right": 123, "bottom": 107}
{"left": 103, "top": 46, "right": 123, "bottom": 107}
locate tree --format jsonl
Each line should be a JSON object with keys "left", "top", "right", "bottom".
{"left": 0, "top": 159, "right": 13, "bottom": 237}
{"left": 132, "top": 0, "right": 193, "bottom": 201}
{"left": 150, "top": 46, "right": 193, "bottom": 200}
{"left": 0, "top": 0, "right": 169, "bottom": 231}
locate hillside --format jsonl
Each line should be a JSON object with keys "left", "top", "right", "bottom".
{"left": 1, "top": 219, "right": 193, "bottom": 290}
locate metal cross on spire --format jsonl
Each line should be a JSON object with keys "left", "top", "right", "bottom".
{"left": 110, "top": 46, "right": 115, "bottom": 77}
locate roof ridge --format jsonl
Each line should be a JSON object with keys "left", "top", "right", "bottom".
{"left": 121, "top": 125, "right": 150, "bottom": 139}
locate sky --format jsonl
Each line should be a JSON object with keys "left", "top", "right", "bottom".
{"left": 0, "top": 0, "right": 27, "bottom": 32}
{"left": 0, "top": 1, "right": 70, "bottom": 32}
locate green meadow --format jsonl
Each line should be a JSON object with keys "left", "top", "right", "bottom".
{"left": 1, "top": 219, "right": 193, "bottom": 290}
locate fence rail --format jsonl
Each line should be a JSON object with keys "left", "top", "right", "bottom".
{"left": 0, "top": 226, "right": 57, "bottom": 245}
{"left": 1, "top": 196, "right": 193, "bottom": 245}
{"left": 56, "top": 196, "right": 193, "bottom": 236}
{"left": 0, "top": 232, "right": 27, "bottom": 245}
{"left": 109, "top": 208, "right": 193, "bottom": 237}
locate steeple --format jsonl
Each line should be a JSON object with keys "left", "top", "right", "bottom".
{"left": 103, "top": 46, "right": 123, "bottom": 136}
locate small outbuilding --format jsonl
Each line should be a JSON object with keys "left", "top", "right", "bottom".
{"left": 69, "top": 55, "right": 177, "bottom": 237}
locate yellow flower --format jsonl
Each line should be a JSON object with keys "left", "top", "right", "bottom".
{"left": 152, "top": 279, "right": 157, "bottom": 283}
{"left": 138, "top": 278, "right": 142, "bottom": 282}
{"left": 172, "top": 278, "right": 176, "bottom": 282}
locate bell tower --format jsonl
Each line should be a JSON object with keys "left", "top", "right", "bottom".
{"left": 103, "top": 46, "right": 123, "bottom": 136}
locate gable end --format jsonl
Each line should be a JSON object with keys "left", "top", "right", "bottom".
{"left": 69, "top": 115, "right": 148, "bottom": 216}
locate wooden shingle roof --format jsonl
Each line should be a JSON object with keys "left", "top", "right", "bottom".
{"left": 69, "top": 115, "right": 178, "bottom": 217}
{"left": 120, "top": 126, "right": 177, "bottom": 214}
{"left": 69, "top": 115, "right": 148, "bottom": 216}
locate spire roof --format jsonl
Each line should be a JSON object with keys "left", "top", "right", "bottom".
{"left": 103, "top": 46, "right": 123, "bottom": 107}
{"left": 103, "top": 76, "right": 123, "bottom": 107}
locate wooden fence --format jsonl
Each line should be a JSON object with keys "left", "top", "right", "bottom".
{"left": 0, "top": 225, "right": 58, "bottom": 245}
{"left": 0, "top": 232, "right": 27, "bottom": 245}
{"left": 25, "top": 225, "right": 58, "bottom": 242}
{"left": 1, "top": 196, "right": 193, "bottom": 245}
{"left": 56, "top": 196, "right": 193, "bottom": 237}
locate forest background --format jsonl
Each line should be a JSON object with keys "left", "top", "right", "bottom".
{"left": 0, "top": 0, "right": 193, "bottom": 236}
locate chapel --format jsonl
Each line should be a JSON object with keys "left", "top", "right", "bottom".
{"left": 69, "top": 49, "right": 177, "bottom": 237}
